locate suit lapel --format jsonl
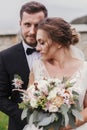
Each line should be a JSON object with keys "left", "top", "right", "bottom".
{"left": 17, "top": 43, "right": 29, "bottom": 70}
{"left": 16, "top": 43, "right": 30, "bottom": 88}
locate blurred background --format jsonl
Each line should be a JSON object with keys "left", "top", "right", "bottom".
{"left": 0, "top": 0, "right": 87, "bottom": 53}
{"left": 0, "top": 1, "right": 87, "bottom": 130}
{"left": 0, "top": 0, "right": 87, "bottom": 30}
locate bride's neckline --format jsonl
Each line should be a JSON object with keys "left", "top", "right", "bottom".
{"left": 40, "top": 59, "right": 84, "bottom": 81}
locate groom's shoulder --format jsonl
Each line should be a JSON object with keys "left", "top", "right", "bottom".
{"left": 0, "top": 42, "right": 22, "bottom": 55}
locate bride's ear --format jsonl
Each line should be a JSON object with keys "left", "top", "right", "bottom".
{"left": 28, "top": 69, "right": 34, "bottom": 86}
{"left": 57, "top": 44, "right": 62, "bottom": 49}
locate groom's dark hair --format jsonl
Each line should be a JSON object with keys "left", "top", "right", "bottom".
{"left": 20, "top": 1, "right": 48, "bottom": 20}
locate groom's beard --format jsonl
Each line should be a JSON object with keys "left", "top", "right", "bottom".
{"left": 23, "top": 37, "right": 37, "bottom": 47}
{"left": 21, "top": 32, "right": 37, "bottom": 47}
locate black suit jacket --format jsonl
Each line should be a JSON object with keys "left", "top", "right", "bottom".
{"left": 0, "top": 43, "right": 30, "bottom": 130}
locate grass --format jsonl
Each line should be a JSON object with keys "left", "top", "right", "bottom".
{"left": 0, "top": 112, "right": 8, "bottom": 130}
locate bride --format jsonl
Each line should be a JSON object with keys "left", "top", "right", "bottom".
{"left": 28, "top": 17, "right": 87, "bottom": 130}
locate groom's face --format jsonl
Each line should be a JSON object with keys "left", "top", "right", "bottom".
{"left": 20, "top": 11, "right": 45, "bottom": 47}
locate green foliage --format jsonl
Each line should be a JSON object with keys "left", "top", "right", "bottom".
{"left": 14, "top": 74, "right": 22, "bottom": 80}
{"left": 0, "top": 112, "right": 8, "bottom": 130}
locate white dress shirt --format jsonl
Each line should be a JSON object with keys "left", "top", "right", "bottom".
{"left": 22, "top": 41, "right": 40, "bottom": 70}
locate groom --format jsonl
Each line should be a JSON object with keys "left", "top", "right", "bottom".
{"left": 0, "top": 1, "right": 48, "bottom": 130}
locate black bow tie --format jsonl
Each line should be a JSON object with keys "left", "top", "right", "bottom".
{"left": 26, "top": 48, "right": 36, "bottom": 55}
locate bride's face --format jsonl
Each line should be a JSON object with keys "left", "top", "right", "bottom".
{"left": 36, "top": 29, "right": 58, "bottom": 60}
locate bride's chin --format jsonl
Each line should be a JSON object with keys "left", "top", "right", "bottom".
{"left": 40, "top": 57, "right": 44, "bottom": 60}
{"left": 40, "top": 56, "right": 47, "bottom": 60}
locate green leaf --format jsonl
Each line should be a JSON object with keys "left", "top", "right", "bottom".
{"left": 37, "top": 113, "right": 57, "bottom": 126}
{"left": 14, "top": 74, "right": 22, "bottom": 79}
{"left": 62, "top": 77, "right": 68, "bottom": 83}
{"left": 29, "top": 110, "right": 39, "bottom": 125}
{"left": 61, "top": 104, "right": 68, "bottom": 113}
{"left": 72, "top": 109, "right": 83, "bottom": 121}
{"left": 74, "top": 100, "right": 82, "bottom": 111}
{"left": 64, "top": 113, "right": 69, "bottom": 127}
{"left": 72, "top": 90, "right": 79, "bottom": 96}
{"left": 60, "top": 104, "right": 69, "bottom": 126}
{"left": 38, "top": 116, "right": 52, "bottom": 126}
{"left": 18, "top": 102, "right": 25, "bottom": 109}
{"left": 65, "top": 82, "right": 75, "bottom": 89}
{"left": 27, "top": 108, "right": 33, "bottom": 123}
{"left": 36, "top": 111, "right": 47, "bottom": 122}
{"left": 68, "top": 112, "right": 76, "bottom": 129}
{"left": 21, "top": 108, "right": 28, "bottom": 120}
{"left": 43, "top": 113, "right": 63, "bottom": 130}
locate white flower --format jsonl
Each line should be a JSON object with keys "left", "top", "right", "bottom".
{"left": 23, "top": 124, "right": 43, "bottom": 130}
{"left": 12, "top": 75, "right": 81, "bottom": 130}
{"left": 55, "top": 87, "right": 64, "bottom": 96}
{"left": 47, "top": 87, "right": 58, "bottom": 100}
{"left": 48, "top": 104, "right": 58, "bottom": 112}
{"left": 12, "top": 78, "right": 23, "bottom": 89}
{"left": 22, "top": 93, "right": 30, "bottom": 103}
{"left": 30, "top": 98, "right": 38, "bottom": 108}
{"left": 36, "top": 80, "right": 48, "bottom": 95}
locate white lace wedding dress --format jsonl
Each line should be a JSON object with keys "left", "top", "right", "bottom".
{"left": 32, "top": 59, "right": 87, "bottom": 130}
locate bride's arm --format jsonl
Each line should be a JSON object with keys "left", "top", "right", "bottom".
{"left": 84, "top": 91, "right": 87, "bottom": 108}
{"left": 60, "top": 91, "right": 87, "bottom": 130}
{"left": 28, "top": 69, "right": 34, "bottom": 86}
{"left": 75, "top": 91, "right": 87, "bottom": 127}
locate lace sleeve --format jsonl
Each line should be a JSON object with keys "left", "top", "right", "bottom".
{"left": 32, "top": 59, "right": 49, "bottom": 81}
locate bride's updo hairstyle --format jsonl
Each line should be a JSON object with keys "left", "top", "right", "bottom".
{"left": 71, "top": 27, "right": 80, "bottom": 45}
{"left": 37, "top": 17, "right": 73, "bottom": 48}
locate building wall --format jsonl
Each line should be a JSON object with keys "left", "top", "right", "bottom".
{"left": 0, "top": 34, "right": 18, "bottom": 51}
{"left": 0, "top": 28, "right": 87, "bottom": 60}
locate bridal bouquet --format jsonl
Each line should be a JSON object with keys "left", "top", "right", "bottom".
{"left": 12, "top": 75, "right": 83, "bottom": 130}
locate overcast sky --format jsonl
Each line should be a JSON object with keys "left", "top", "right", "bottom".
{"left": 0, "top": 0, "right": 87, "bottom": 31}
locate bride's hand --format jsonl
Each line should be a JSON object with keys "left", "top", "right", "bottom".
{"left": 59, "top": 128, "right": 67, "bottom": 130}
{"left": 59, "top": 125, "right": 71, "bottom": 130}
{"left": 59, "top": 128, "right": 70, "bottom": 130}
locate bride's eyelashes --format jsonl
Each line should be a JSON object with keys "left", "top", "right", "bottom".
{"left": 40, "top": 42, "right": 45, "bottom": 45}
{"left": 37, "top": 40, "right": 45, "bottom": 45}
{"left": 37, "top": 38, "right": 45, "bottom": 45}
